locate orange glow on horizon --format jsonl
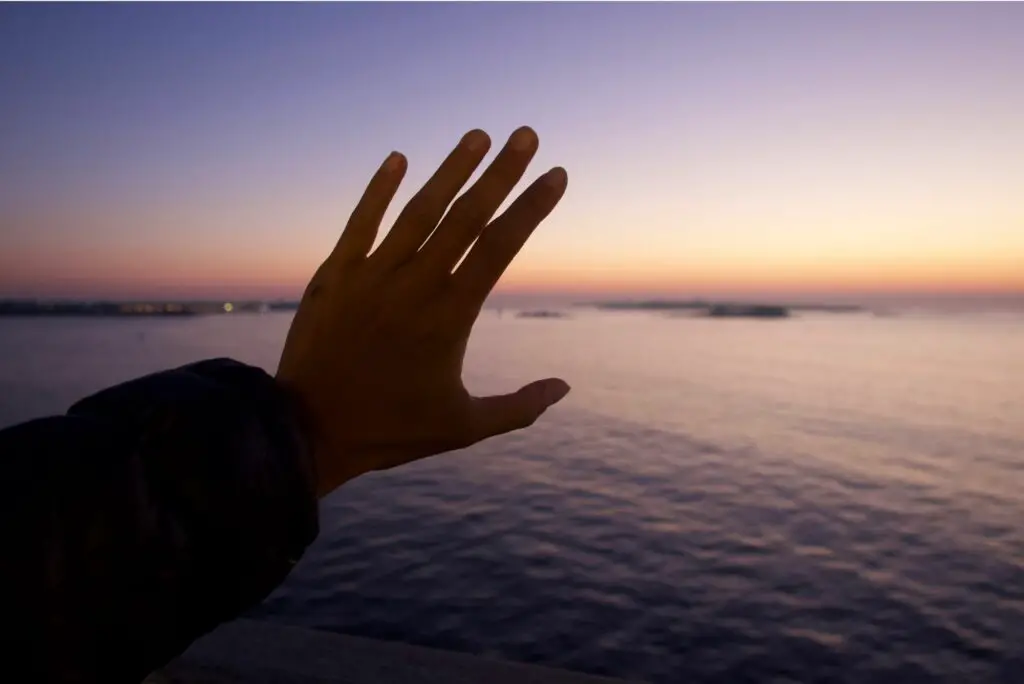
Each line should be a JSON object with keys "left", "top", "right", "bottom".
{"left": 496, "top": 248, "right": 1024, "bottom": 297}
{"left": 3, "top": 209, "right": 1021, "bottom": 300}
{"left": 4, "top": 257, "right": 1021, "bottom": 301}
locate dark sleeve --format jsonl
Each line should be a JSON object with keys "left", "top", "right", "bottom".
{"left": 0, "top": 358, "right": 320, "bottom": 683}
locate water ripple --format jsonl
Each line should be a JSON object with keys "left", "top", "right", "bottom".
{"left": 3, "top": 314, "right": 1021, "bottom": 683}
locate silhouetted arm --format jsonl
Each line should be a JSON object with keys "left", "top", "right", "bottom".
{"left": 0, "top": 359, "right": 319, "bottom": 683}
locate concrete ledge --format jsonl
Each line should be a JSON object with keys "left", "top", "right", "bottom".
{"left": 149, "top": 619, "right": 636, "bottom": 684}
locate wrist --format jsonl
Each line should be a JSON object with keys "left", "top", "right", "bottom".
{"left": 274, "top": 376, "right": 362, "bottom": 498}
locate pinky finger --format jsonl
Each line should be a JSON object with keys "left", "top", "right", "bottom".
{"left": 453, "top": 167, "right": 567, "bottom": 309}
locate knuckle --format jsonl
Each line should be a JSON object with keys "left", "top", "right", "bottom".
{"left": 515, "top": 412, "right": 539, "bottom": 431}
{"left": 403, "top": 194, "right": 441, "bottom": 227}
{"left": 463, "top": 243, "right": 504, "bottom": 282}
{"left": 442, "top": 197, "right": 482, "bottom": 231}
{"left": 303, "top": 280, "right": 325, "bottom": 301}
{"left": 474, "top": 237, "right": 504, "bottom": 265}
{"left": 452, "top": 185, "right": 497, "bottom": 222}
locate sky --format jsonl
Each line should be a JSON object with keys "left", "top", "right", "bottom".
{"left": 1, "top": 3, "right": 1022, "bottom": 302}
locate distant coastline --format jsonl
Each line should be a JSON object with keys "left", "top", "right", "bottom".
{"left": 0, "top": 300, "right": 301, "bottom": 317}
{"left": 579, "top": 300, "right": 864, "bottom": 319}
{"left": 6, "top": 297, "right": 1021, "bottom": 319}
{"left": 516, "top": 309, "right": 571, "bottom": 319}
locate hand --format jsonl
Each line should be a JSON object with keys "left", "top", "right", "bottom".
{"left": 276, "top": 127, "right": 571, "bottom": 497}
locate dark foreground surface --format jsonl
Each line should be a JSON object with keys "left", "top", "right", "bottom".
{"left": 150, "top": 619, "right": 632, "bottom": 684}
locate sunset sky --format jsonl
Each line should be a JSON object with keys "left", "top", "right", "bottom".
{"left": 2, "top": 3, "right": 1022, "bottom": 301}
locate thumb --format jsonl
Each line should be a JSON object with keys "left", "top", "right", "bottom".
{"left": 472, "top": 378, "right": 571, "bottom": 439}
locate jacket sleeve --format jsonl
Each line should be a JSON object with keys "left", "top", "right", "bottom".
{"left": 0, "top": 358, "right": 320, "bottom": 683}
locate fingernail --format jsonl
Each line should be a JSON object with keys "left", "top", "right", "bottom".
{"left": 542, "top": 379, "right": 571, "bottom": 406}
{"left": 383, "top": 151, "right": 405, "bottom": 172}
{"left": 510, "top": 126, "right": 538, "bottom": 152}
{"left": 543, "top": 167, "right": 568, "bottom": 189}
{"left": 462, "top": 129, "right": 489, "bottom": 152}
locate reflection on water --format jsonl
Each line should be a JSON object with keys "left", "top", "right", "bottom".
{"left": 1, "top": 311, "right": 1022, "bottom": 682}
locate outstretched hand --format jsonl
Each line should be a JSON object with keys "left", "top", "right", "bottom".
{"left": 276, "top": 127, "right": 570, "bottom": 497}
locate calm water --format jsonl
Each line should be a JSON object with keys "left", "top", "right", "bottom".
{"left": 1, "top": 310, "right": 1022, "bottom": 683}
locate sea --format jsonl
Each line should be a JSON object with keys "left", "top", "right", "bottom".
{"left": 1, "top": 307, "right": 1022, "bottom": 683}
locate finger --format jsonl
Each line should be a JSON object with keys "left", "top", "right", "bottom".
{"left": 415, "top": 126, "right": 539, "bottom": 275}
{"left": 453, "top": 166, "right": 567, "bottom": 307}
{"left": 329, "top": 151, "right": 407, "bottom": 265}
{"left": 470, "top": 378, "right": 571, "bottom": 440}
{"left": 369, "top": 129, "right": 491, "bottom": 271}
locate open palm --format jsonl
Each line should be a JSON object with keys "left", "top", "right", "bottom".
{"left": 276, "top": 127, "right": 570, "bottom": 497}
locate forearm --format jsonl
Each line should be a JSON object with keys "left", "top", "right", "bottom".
{"left": 0, "top": 359, "right": 319, "bottom": 682}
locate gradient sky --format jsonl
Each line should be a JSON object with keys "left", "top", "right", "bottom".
{"left": 2, "top": 3, "right": 1023, "bottom": 301}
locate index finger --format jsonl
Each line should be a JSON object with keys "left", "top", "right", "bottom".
{"left": 328, "top": 151, "right": 407, "bottom": 266}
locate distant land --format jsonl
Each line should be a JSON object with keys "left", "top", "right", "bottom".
{"left": 9, "top": 297, "right": 1020, "bottom": 319}
{"left": 0, "top": 300, "right": 301, "bottom": 317}
{"left": 580, "top": 300, "right": 864, "bottom": 318}
{"left": 516, "top": 310, "right": 571, "bottom": 319}
{"left": 0, "top": 298, "right": 864, "bottom": 319}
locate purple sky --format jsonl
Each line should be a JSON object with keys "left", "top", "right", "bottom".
{"left": 2, "top": 3, "right": 1022, "bottom": 300}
